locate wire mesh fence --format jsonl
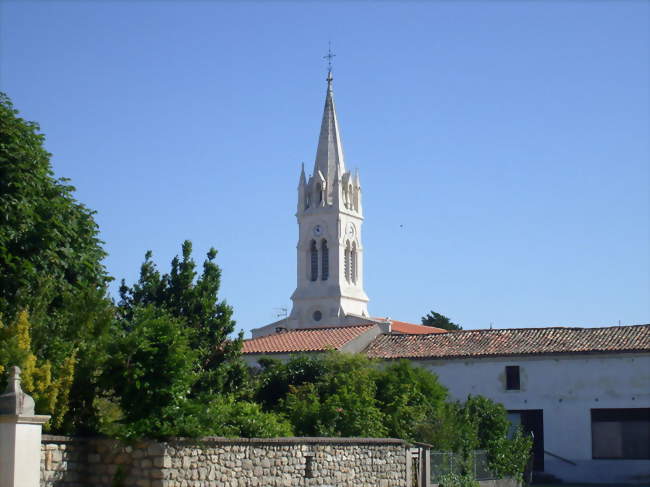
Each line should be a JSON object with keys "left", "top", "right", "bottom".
{"left": 430, "top": 450, "right": 496, "bottom": 482}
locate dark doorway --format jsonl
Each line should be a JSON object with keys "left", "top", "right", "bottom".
{"left": 508, "top": 409, "right": 544, "bottom": 471}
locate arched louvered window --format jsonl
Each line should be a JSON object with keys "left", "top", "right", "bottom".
{"left": 316, "top": 183, "right": 323, "bottom": 205}
{"left": 344, "top": 240, "right": 351, "bottom": 283}
{"left": 351, "top": 242, "right": 358, "bottom": 284}
{"left": 321, "top": 239, "right": 329, "bottom": 281}
{"left": 310, "top": 240, "right": 318, "bottom": 281}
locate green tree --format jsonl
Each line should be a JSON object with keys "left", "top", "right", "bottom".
{"left": 118, "top": 241, "right": 244, "bottom": 397}
{"left": 102, "top": 306, "right": 198, "bottom": 438}
{"left": 0, "top": 310, "right": 76, "bottom": 430}
{"left": 421, "top": 311, "right": 462, "bottom": 330}
{"left": 419, "top": 396, "right": 532, "bottom": 481}
{"left": 263, "top": 353, "right": 386, "bottom": 437}
{"left": 254, "top": 355, "right": 328, "bottom": 410}
{"left": 0, "top": 92, "right": 110, "bottom": 328}
{"left": 103, "top": 305, "right": 289, "bottom": 439}
{"left": 0, "top": 92, "right": 114, "bottom": 434}
{"left": 373, "top": 360, "right": 448, "bottom": 442}
{"left": 462, "top": 396, "right": 532, "bottom": 479}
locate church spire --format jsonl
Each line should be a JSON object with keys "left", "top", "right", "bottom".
{"left": 313, "top": 49, "right": 345, "bottom": 204}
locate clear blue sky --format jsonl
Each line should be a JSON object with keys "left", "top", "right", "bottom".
{"left": 2, "top": 1, "right": 648, "bottom": 336}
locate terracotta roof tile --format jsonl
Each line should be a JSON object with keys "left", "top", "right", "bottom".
{"left": 243, "top": 325, "right": 375, "bottom": 354}
{"left": 389, "top": 320, "right": 447, "bottom": 335}
{"left": 365, "top": 324, "right": 650, "bottom": 360}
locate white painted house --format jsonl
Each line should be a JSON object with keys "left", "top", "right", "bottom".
{"left": 243, "top": 68, "right": 650, "bottom": 483}
{"left": 366, "top": 326, "right": 650, "bottom": 484}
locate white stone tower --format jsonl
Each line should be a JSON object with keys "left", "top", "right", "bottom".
{"left": 291, "top": 70, "right": 369, "bottom": 327}
{"left": 251, "top": 70, "right": 371, "bottom": 338}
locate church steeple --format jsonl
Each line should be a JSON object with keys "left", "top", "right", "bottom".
{"left": 313, "top": 71, "right": 346, "bottom": 205}
{"left": 288, "top": 64, "right": 369, "bottom": 329}
{"left": 249, "top": 57, "right": 371, "bottom": 338}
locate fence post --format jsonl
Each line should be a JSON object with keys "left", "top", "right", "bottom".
{"left": 0, "top": 366, "right": 50, "bottom": 487}
{"left": 421, "top": 447, "right": 431, "bottom": 487}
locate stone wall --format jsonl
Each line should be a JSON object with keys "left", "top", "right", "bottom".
{"left": 41, "top": 435, "right": 163, "bottom": 486}
{"left": 41, "top": 435, "right": 410, "bottom": 487}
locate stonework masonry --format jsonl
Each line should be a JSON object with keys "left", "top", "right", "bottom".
{"left": 41, "top": 435, "right": 410, "bottom": 487}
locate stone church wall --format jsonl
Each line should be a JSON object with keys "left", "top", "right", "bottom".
{"left": 41, "top": 435, "right": 410, "bottom": 487}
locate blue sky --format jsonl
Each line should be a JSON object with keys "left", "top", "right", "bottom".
{"left": 2, "top": 1, "right": 648, "bottom": 335}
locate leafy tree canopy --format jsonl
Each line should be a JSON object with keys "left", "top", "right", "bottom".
{"left": 118, "top": 241, "right": 244, "bottom": 397}
{"left": 0, "top": 310, "right": 75, "bottom": 430}
{"left": 0, "top": 93, "right": 114, "bottom": 434}
{"left": 0, "top": 92, "right": 110, "bottom": 326}
{"left": 102, "top": 305, "right": 289, "bottom": 440}
{"left": 282, "top": 353, "right": 386, "bottom": 437}
{"left": 373, "top": 359, "right": 448, "bottom": 441}
{"left": 421, "top": 311, "right": 462, "bottom": 330}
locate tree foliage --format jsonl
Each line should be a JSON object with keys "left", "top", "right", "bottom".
{"left": 254, "top": 355, "right": 328, "bottom": 410}
{"left": 0, "top": 93, "right": 113, "bottom": 434}
{"left": 0, "top": 310, "right": 76, "bottom": 430}
{"left": 417, "top": 395, "right": 532, "bottom": 480}
{"left": 254, "top": 353, "right": 451, "bottom": 440}
{"left": 373, "top": 360, "right": 447, "bottom": 441}
{"left": 102, "top": 306, "right": 198, "bottom": 438}
{"left": 118, "top": 241, "right": 244, "bottom": 397}
{"left": 102, "top": 305, "right": 288, "bottom": 440}
{"left": 282, "top": 353, "right": 386, "bottom": 437}
{"left": 421, "top": 311, "right": 462, "bottom": 330}
{"left": 0, "top": 92, "right": 110, "bottom": 328}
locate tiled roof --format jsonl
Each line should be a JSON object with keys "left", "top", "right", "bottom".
{"left": 389, "top": 320, "right": 447, "bottom": 335}
{"left": 243, "top": 325, "right": 376, "bottom": 354}
{"left": 366, "top": 324, "right": 650, "bottom": 360}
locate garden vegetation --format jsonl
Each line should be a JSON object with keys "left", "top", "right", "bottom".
{"left": 0, "top": 93, "right": 531, "bottom": 480}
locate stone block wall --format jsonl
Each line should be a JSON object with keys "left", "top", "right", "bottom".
{"left": 41, "top": 435, "right": 163, "bottom": 486}
{"left": 41, "top": 435, "right": 410, "bottom": 487}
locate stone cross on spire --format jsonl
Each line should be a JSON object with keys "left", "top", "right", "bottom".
{"left": 323, "top": 42, "right": 336, "bottom": 76}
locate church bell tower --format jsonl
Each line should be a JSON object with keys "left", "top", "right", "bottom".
{"left": 289, "top": 70, "right": 370, "bottom": 328}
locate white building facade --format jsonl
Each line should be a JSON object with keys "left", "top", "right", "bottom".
{"left": 366, "top": 326, "right": 650, "bottom": 484}
{"left": 420, "top": 353, "right": 649, "bottom": 483}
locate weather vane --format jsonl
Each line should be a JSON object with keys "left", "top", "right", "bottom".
{"left": 323, "top": 42, "right": 336, "bottom": 74}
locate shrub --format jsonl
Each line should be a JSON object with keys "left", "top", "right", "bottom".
{"left": 438, "top": 473, "right": 479, "bottom": 487}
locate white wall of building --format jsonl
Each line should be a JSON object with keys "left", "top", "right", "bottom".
{"left": 414, "top": 353, "right": 650, "bottom": 483}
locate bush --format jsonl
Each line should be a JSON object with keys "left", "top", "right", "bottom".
{"left": 205, "top": 397, "right": 293, "bottom": 438}
{"left": 487, "top": 428, "right": 533, "bottom": 480}
{"left": 373, "top": 360, "right": 448, "bottom": 442}
{"left": 282, "top": 353, "right": 387, "bottom": 437}
{"left": 438, "top": 473, "right": 479, "bottom": 487}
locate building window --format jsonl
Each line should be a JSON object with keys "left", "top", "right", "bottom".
{"left": 351, "top": 242, "right": 357, "bottom": 284}
{"left": 592, "top": 408, "right": 650, "bottom": 459}
{"left": 313, "top": 310, "right": 322, "bottom": 322}
{"left": 321, "top": 240, "right": 329, "bottom": 280}
{"left": 506, "top": 366, "right": 520, "bottom": 390}
{"left": 344, "top": 240, "right": 351, "bottom": 283}
{"left": 309, "top": 240, "right": 318, "bottom": 281}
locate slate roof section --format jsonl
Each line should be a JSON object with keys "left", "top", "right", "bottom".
{"left": 365, "top": 324, "right": 650, "bottom": 360}
{"left": 243, "top": 325, "right": 376, "bottom": 354}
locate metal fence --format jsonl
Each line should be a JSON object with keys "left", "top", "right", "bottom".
{"left": 430, "top": 450, "right": 496, "bottom": 482}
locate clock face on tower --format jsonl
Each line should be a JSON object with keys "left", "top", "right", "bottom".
{"left": 346, "top": 222, "right": 356, "bottom": 238}
{"left": 312, "top": 225, "right": 323, "bottom": 237}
